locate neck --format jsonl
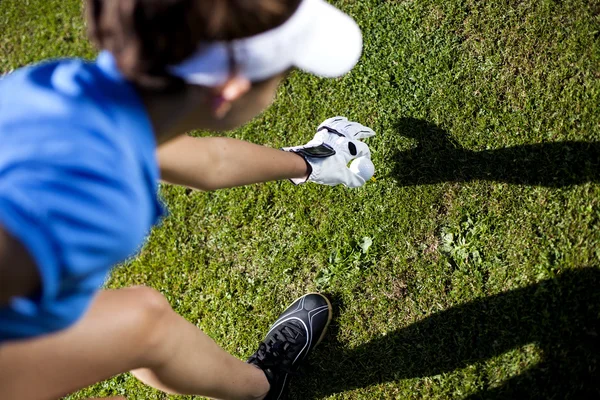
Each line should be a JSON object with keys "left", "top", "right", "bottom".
{"left": 138, "top": 87, "right": 211, "bottom": 145}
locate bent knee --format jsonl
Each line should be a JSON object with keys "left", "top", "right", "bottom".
{"left": 128, "top": 286, "right": 172, "bottom": 319}
{"left": 124, "top": 286, "right": 174, "bottom": 365}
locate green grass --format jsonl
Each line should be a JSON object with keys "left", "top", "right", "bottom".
{"left": 2, "top": 0, "right": 599, "bottom": 398}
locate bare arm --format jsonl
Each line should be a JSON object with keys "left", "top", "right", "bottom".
{"left": 0, "top": 226, "right": 40, "bottom": 306}
{"left": 157, "top": 135, "right": 309, "bottom": 190}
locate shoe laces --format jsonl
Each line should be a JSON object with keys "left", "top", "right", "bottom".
{"left": 252, "top": 321, "right": 306, "bottom": 374}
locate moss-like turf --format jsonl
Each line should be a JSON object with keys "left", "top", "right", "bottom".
{"left": 1, "top": 0, "right": 599, "bottom": 398}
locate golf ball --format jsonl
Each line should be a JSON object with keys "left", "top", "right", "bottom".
{"left": 349, "top": 157, "right": 375, "bottom": 181}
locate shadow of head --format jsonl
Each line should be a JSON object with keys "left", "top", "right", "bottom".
{"left": 290, "top": 267, "right": 600, "bottom": 399}
{"left": 390, "top": 118, "right": 600, "bottom": 187}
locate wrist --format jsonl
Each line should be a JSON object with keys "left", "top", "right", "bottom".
{"left": 291, "top": 151, "right": 312, "bottom": 181}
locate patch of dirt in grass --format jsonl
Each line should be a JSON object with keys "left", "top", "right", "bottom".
{"left": 384, "top": 278, "right": 409, "bottom": 300}
{"left": 423, "top": 235, "right": 440, "bottom": 257}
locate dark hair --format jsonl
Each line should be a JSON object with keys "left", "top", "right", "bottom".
{"left": 86, "top": 0, "right": 301, "bottom": 90}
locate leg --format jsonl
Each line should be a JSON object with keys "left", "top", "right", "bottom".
{"left": 0, "top": 287, "right": 269, "bottom": 400}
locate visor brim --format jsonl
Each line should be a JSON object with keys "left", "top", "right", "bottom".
{"left": 292, "top": 0, "right": 363, "bottom": 78}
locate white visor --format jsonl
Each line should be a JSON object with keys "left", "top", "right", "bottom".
{"left": 168, "top": 0, "right": 362, "bottom": 86}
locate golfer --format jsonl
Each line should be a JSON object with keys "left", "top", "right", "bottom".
{"left": 0, "top": 1, "right": 375, "bottom": 399}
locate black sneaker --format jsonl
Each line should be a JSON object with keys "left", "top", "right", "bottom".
{"left": 247, "top": 293, "right": 332, "bottom": 400}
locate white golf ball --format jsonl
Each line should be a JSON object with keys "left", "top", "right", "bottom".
{"left": 349, "top": 157, "right": 375, "bottom": 181}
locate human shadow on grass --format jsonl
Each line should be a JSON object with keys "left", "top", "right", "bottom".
{"left": 390, "top": 118, "right": 600, "bottom": 187}
{"left": 290, "top": 267, "right": 600, "bottom": 399}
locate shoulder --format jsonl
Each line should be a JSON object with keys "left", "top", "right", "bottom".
{"left": 1, "top": 59, "right": 122, "bottom": 127}
{"left": 1, "top": 57, "right": 152, "bottom": 138}
{"left": 0, "top": 58, "right": 157, "bottom": 181}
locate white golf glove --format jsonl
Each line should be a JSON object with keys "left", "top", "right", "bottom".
{"left": 283, "top": 117, "right": 376, "bottom": 188}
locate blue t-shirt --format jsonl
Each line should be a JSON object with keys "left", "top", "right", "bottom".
{"left": 0, "top": 53, "right": 164, "bottom": 340}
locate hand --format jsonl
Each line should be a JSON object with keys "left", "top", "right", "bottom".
{"left": 283, "top": 117, "right": 375, "bottom": 188}
{"left": 316, "top": 116, "right": 376, "bottom": 141}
